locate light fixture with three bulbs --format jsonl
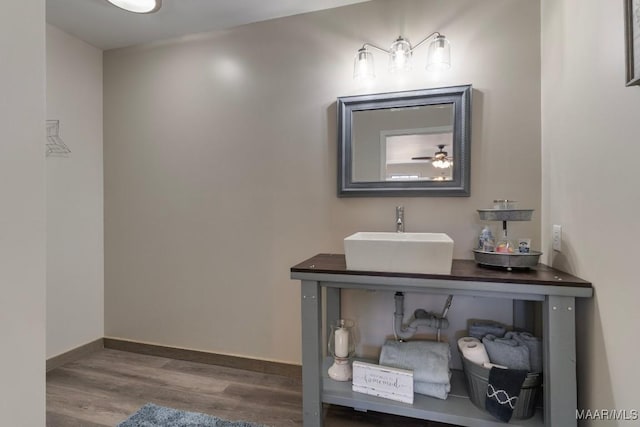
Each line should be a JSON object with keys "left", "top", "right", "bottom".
{"left": 354, "top": 32, "right": 451, "bottom": 81}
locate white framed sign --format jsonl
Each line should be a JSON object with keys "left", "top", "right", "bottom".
{"left": 352, "top": 361, "right": 414, "bottom": 404}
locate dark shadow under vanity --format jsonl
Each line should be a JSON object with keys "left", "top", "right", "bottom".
{"left": 290, "top": 254, "right": 592, "bottom": 427}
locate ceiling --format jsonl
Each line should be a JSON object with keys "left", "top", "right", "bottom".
{"left": 46, "top": 0, "right": 372, "bottom": 50}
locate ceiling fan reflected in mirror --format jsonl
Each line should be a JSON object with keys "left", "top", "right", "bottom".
{"left": 411, "top": 144, "right": 453, "bottom": 169}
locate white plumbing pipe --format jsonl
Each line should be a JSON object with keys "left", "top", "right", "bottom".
{"left": 393, "top": 292, "right": 449, "bottom": 340}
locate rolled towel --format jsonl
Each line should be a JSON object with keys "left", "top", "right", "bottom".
{"left": 468, "top": 320, "right": 506, "bottom": 340}
{"left": 457, "top": 336, "right": 480, "bottom": 352}
{"left": 507, "top": 331, "right": 542, "bottom": 373}
{"left": 459, "top": 340, "right": 490, "bottom": 366}
{"left": 379, "top": 340, "right": 451, "bottom": 385}
{"left": 482, "top": 334, "right": 530, "bottom": 371}
{"left": 414, "top": 379, "right": 452, "bottom": 400}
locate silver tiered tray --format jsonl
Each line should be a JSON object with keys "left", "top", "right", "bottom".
{"left": 477, "top": 209, "right": 534, "bottom": 221}
{"left": 473, "top": 249, "right": 542, "bottom": 269}
{"left": 475, "top": 208, "right": 541, "bottom": 269}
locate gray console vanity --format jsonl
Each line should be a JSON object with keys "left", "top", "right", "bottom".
{"left": 290, "top": 254, "right": 593, "bottom": 427}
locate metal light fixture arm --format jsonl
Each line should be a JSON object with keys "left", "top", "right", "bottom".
{"left": 410, "top": 31, "right": 442, "bottom": 52}
{"left": 360, "top": 42, "right": 391, "bottom": 54}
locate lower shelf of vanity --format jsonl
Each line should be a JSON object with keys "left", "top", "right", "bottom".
{"left": 322, "top": 358, "right": 544, "bottom": 427}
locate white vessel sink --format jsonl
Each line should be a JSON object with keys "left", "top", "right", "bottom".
{"left": 344, "top": 232, "right": 454, "bottom": 275}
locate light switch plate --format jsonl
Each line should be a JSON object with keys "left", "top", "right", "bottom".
{"left": 552, "top": 225, "right": 562, "bottom": 251}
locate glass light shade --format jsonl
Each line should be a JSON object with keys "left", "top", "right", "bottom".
{"left": 389, "top": 37, "right": 412, "bottom": 72}
{"left": 328, "top": 319, "right": 356, "bottom": 359}
{"left": 106, "top": 0, "right": 161, "bottom": 13}
{"left": 353, "top": 48, "right": 375, "bottom": 81}
{"left": 426, "top": 35, "right": 451, "bottom": 71}
{"left": 433, "top": 159, "right": 452, "bottom": 169}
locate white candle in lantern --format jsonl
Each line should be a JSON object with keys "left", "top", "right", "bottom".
{"left": 334, "top": 327, "right": 349, "bottom": 358}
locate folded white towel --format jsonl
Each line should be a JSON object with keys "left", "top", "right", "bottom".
{"left": 379, "top": 340, "right": 451, "bottom": 385}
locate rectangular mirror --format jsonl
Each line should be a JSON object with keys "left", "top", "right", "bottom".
{"left": 338, "top": 85, "right": 471, "bottom": 197}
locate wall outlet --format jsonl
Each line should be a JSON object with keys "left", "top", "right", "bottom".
{"left": 552, "top": 225, "right": 562, "bottom": 251}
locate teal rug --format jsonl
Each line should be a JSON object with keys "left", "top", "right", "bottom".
{"left": 118, "top": 403, "right": 266, "bottom": 427}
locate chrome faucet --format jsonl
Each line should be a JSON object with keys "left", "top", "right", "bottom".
{"left": 396, "top": 206, "right": 404, "bottom": 233}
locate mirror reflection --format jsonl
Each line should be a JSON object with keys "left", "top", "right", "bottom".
{"left": 337, "top": 85, "right": 471, "bottom": 197}
{"left": 352, "top": 104, "right": 454, "bottom": 182}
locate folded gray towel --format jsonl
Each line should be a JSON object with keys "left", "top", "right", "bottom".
{"left": 379, "top": 340, "right": 451, "bottom": 385}
{"left": 414, "top": 380, "right": 451, "bottom": 400}
{"left": 507, "top": 331, "right": 542, "bottom": 373}
{"left": 482, "top": 334, "right": 530, "bottom": 371}
{"left": 469, "top": 321, "right": 506, "bottom": 340}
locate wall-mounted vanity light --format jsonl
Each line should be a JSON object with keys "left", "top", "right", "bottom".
{"left": 106, "top": 0, "right": 162, "bottom": 13}
{"left": 354, "top": 32, "right": 450, "bottom": 80}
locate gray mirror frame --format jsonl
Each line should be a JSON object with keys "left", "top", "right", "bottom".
{"left": 337, "top": 85, "right": 472, "bottom": 197}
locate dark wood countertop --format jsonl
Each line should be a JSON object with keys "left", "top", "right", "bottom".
{"left": 291, "top": 253, "right": 592, "bottom": 288}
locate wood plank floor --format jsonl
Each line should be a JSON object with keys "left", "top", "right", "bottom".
{"left": 46, "top": 349, "right": 455, "bottom": 426}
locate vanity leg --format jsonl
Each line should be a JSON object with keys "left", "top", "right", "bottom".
{"left": 543, "top": 295, "right": 577, "bottom": 427}
{"left": 325, "top": 287, "right": 341, "bottom": 338}
{"left": 513, "top": 300, "right": 536, "bottom": 332}
{"left": 301, "top": 280, "right": 323, "bottom": 427}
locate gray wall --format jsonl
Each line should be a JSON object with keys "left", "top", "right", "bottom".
{"left": 46, "top": 24, "right": 104, "bottom": 358}
{"left": 0, "top": 1, "right": 46, "bottom": 425}
{"left": 104, "top": 0, "right": 541, "bottom": 365}
{"left": 541, "top": 0, "right": 640, "bottom": 418}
